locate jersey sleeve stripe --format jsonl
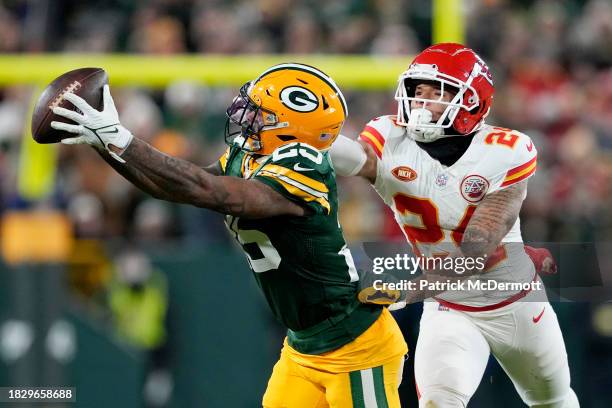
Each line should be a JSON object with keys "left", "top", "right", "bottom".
{"left": 259, "top": 170, "right": 329, "bottom": 200}
{"left": 260, "top": 164, "right": 329, "bottom": 193}
{"left": 359, "top": 131, "right": 383, "bottom": 159}
{"left": 267, "top": 176, "right": 331, "bottom": 214}
{"left": 364, "top": 126, "right": 385, "bottom": 146}
{"left": 506, "top": 156, "right": 537, "bottom": 177}
{"left": 501, "top": 160, "right": 537, "bottom": 187}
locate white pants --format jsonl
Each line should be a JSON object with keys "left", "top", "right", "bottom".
{"left": 414, "top": 291, "right": 579, "bottom": 407}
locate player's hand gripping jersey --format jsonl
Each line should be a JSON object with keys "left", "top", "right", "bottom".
{"left": 219, "top": 140, "right": 387, "bottom": 355}
{"left": 360, "top": 116, "right": 539, "bottom": 307}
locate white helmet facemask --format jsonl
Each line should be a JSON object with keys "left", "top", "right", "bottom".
{"left": 395, "top": 63, "right": 483, "bottom": 143}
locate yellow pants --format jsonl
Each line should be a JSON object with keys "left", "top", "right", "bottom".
{"left": 263, "top": 308, "right": 407, "bottom": 407}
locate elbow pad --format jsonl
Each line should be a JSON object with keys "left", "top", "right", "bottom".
{"left": 329, "top": 134, "right": 367, "bottom": 176}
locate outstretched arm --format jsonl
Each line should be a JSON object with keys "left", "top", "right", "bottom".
{"left": 329, "top": 135, "right": 378, "bottom": 183}
{"left": 112, "top": 138, "right": 306, "bottom": 217}
{"left": 355, "top": 141, "right": 378, "bottom": 183}
{"left": 51, "top": 86, "right": 306, "bottom": 219}
{"left": 95, "top": 147, "right": 222, "bottom": 201}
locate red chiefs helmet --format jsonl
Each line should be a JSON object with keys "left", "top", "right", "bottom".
{"left": 395, "top": 43, "right": 494, "bottom": 140}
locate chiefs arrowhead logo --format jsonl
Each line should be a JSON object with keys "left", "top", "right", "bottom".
{"left": 526, "top": 141, "right": 534, "bottom": 152}
{"left": 392, "top": 166, "right": 417, "bottom": 182}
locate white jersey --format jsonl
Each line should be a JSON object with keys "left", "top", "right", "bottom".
{"left": 360, "top": 115, "right": 539, "bottom": 307}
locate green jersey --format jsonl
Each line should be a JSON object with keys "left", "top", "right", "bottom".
{"left": 219, "top": 141, "right": 381, "bottom": 354}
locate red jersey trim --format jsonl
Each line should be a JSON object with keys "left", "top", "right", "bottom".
{"left": 433, "top": 273, "right": 538, "bottom": 312}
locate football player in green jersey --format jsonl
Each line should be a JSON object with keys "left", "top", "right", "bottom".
{"left": 52, "top": 63, "right": 407, "bottom": 407}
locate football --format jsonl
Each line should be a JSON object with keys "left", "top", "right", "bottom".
{"left": 31, "top": 67, "right": 108, "bottom": 144}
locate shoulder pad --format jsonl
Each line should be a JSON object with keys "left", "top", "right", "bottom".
{"left": 266, "top": 142, "right": 331, "bottom": 176}
{"left": 478, "top": 126, "right": 538, "bottom": 192}
{"left": 255, "top": 143, "right": 332, "bottom": 215}
{"left": 359, "top": 115, "right": 400, "bottom": 158}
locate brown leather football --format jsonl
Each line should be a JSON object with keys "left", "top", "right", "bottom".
{"left": 31, "top": 67, "right": 108, "bottom": 144}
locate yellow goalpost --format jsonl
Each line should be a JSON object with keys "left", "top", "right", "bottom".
{"left": 0, "top": 54, "right": 410, "bottom": 89}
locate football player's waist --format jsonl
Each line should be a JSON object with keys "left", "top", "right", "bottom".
{"left": 285, "top": 303, "right": 382, "bottom": 355}
{"left": 288, "top": 301, "right": 382, "bottom": 338}
{"left": 416, "top": 242, "right": 507, "bottom": 264}
{"left": 433, "top": 267, "right": 540, "bottom": 308}
{"left": 283, "top": 308, "right": 406, "bottom": 369}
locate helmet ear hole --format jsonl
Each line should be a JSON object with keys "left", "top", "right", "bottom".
{"left": 277, "top": 135, "right": 297, "bottom": 142}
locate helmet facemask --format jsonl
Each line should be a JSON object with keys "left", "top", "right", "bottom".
{"left": 224, "top": 82, "right": 284, "bottom": 153}
{"left": 395, "top": 63, "right": 483, "bottom": 142}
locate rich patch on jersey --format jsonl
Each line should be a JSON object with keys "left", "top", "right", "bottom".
{"left": 460, "top": 174, "right": 489, "bottom": 203}
{"left": 392, "top": 166, "right": 418, "bottom": 182}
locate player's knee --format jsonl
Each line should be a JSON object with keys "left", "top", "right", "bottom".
{"left": 419, "top": 388, "right": 467, "bottom": 408}
{"left": 529, "top": 388, "right": 579, "bottom": 408}
{"left": 562, "top": 389, "right": 580, "bottom": 408}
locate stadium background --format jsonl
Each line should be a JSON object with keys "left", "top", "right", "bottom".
{"left": 0, "top": 0, "right": 610, "bottom": 406}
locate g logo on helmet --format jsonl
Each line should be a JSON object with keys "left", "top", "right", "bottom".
{"left": 280, "top": 86, "right": 319, "bottom": 112}
{"left": 460, "top": 174, "right": 489, "bottom": 203}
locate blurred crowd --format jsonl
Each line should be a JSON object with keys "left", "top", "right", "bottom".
{"left": 0, "top": 0, "right": 610, "bottom": 272}
{"left": 0, "top": 0, "right": 610, "bottom": 247}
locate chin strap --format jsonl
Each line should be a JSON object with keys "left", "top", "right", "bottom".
{"left": 407, "top": 108, "right": 447, "bottom": 142}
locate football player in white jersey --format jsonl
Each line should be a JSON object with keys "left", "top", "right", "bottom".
{"left": 330, "top": 43, "right": 579, "bottom": 407}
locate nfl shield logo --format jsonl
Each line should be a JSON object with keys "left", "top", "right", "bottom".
{"left": 436, "top": 174, "right": 448, "bottom": 187}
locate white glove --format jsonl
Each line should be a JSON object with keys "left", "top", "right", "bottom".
{"left": 388, "top": 301, "right": 407, "bottom": 311}
{"left": 50, "top": 85, "right": 133, "bottom": 163}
